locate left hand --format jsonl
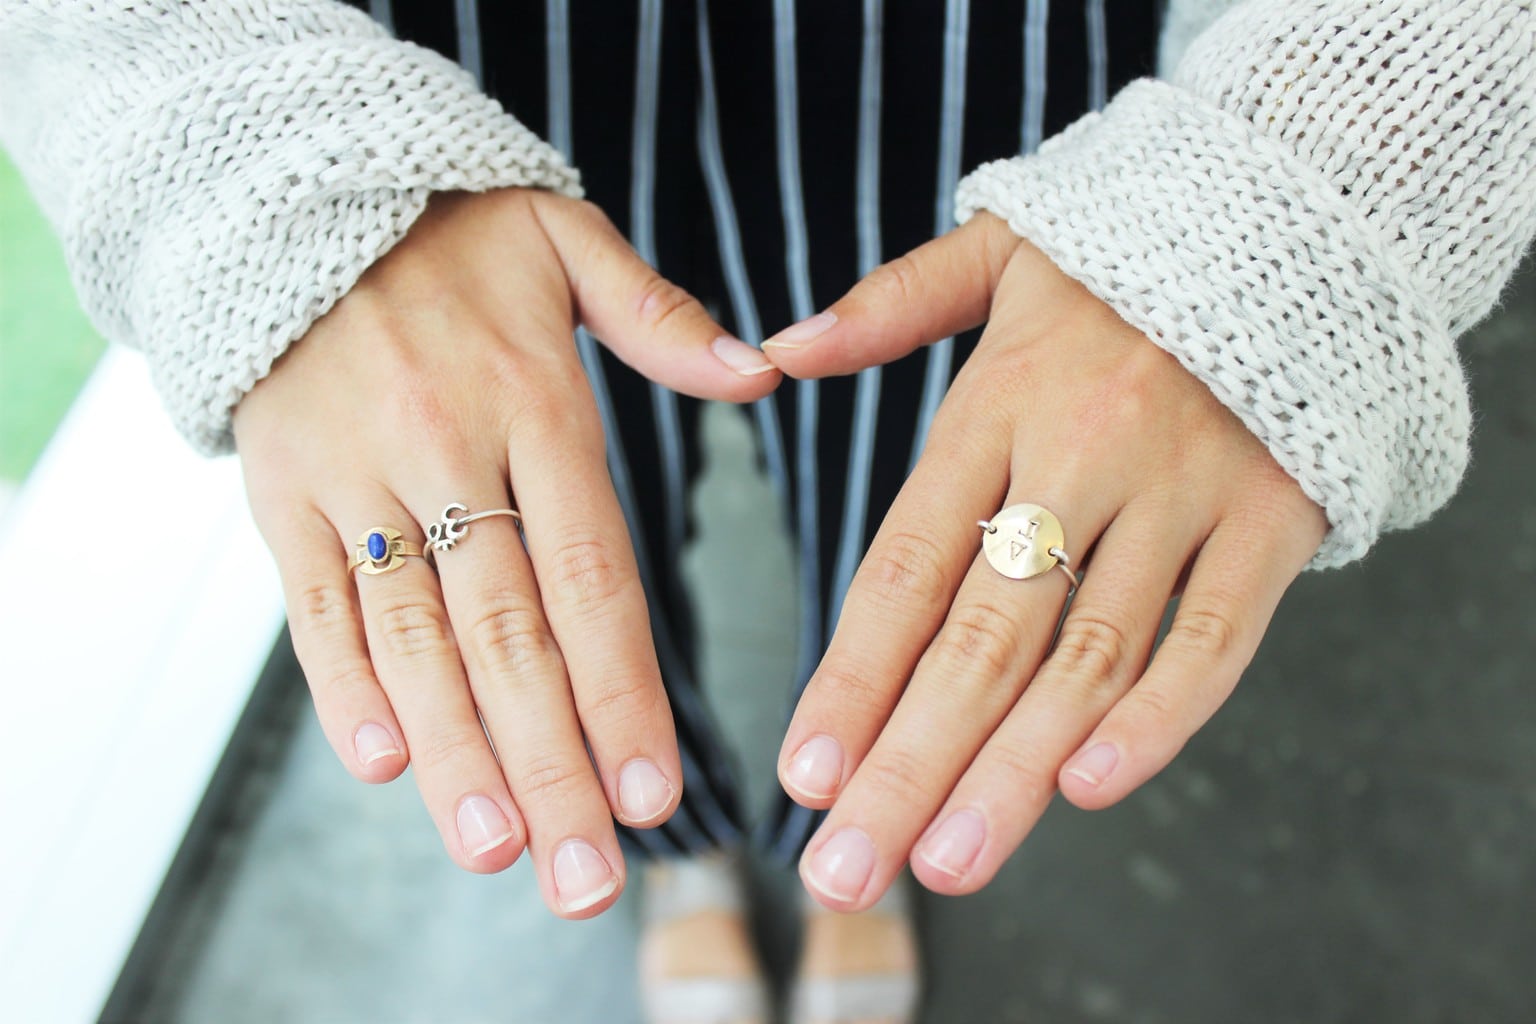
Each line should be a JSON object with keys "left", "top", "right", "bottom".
{"left": 761, "top": 213, "right": 1328, "bottom": 909}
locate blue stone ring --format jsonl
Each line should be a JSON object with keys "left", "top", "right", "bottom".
{"left": 349, "top": 527, "right": 427, "bottom": 576}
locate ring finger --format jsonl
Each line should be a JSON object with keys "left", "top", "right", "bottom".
{"left": 798, "top": 483, "right": 1117, "bottom": 911}
{"left": 341, "top": 492, "right": 528, "bottom": 875}
{"left": 908, "top": 500, "right": 1209, "bottom": 893}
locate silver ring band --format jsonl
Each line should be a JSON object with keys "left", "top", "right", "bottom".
{"left": 426, "top": 502, "right": 522, "bottom": 554}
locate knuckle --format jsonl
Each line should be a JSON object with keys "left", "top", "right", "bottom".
{"left": 411, "top": 728, "right": 485, "bottom": 773}
{"left": 546, "top": 536, "right": 632, "bottom": 607}
{"left": 292, "top": 579, "right": 356, "bottom": 633}
{"left": 634, "top": 275, "right": 697, "bottom": 332}
{"left": 867, "top": 254, "right": 923, "bottom": 306}
{"left": 1049, "top": 613, "right": 1131, "bottom": 688}
{"left": 313, "top": 662, "right": 378, "bottom": 699}
{"left": 811, "top": 661, "right": 895, "bottom": 715}
{"left": 1119, "top": 685, "right": 1180, "bottom": 733}
{"left": 859, "top": 747, "right": 929, "bottom": 802}
{"left": 514, "top": 751, "right": 592, "bottom": 805}
{"left": 857, "top": 531, "right": 953, "bottom": 610}
{"left": 581, "top": 676, "right": 664, "bottom": 731}
{"left": 933, "top": 603, "right": 1019, "bottom": 681}
{"left": 467, "top": 607, "right": 561, "bottom": 676}
{"left": 375, "top": 600, "right": 454, "bottom": 660}
{"left": 979, "top": 745, "right": 1054, "bottom": 808}
{"left": 1168, "top": 606, "right": 1240, "bottom": 660}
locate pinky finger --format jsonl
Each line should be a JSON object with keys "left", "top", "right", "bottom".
{"left": 268, "top": 508, "right": 410, "bottom": 783}
{"left": 1057, "top": 509, "right": 1319, "bottom": 810}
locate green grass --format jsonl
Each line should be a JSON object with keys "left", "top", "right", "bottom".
{"left": 0, "top": 150, "right": 106, "bottom": 482}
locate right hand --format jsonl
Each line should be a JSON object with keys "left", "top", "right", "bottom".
{"left": 232, "top": 188, "right": 779, "bottom": 918}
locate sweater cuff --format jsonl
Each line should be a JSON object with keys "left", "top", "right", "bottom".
{"left": 68, "top": 36, "right": 581, "bottom": 455}
{"left": 956, "top": 79, "right": 1470, "bottom": 569}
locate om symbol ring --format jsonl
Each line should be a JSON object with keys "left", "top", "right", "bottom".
{"left": 350, "top": 527, "right": 427, "bottom": 576}
{"left": 977, "top": 503, "right": 1079, "bottom": 591}
{"left": 426, "top": 503, "right": 523, "bottom": 555}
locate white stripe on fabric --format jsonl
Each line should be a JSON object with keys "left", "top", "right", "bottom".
{"left": 368, "top": 0, "right": 394, "bottom": 34}
{"left": 630, "top": 0, "right": 690, "bottom": 567}
{"left": 827, "top": 0, "right": 885, "bottom": 629}
{"left": 693, "top": 0, "right": 791, "bottom": 516}
{"left": 772, "top": 0, "right": 824, "bottom": 686}
{"left": 1021, "top": 0, "right": 1050, "bottom": 153}
{"left": 453, "top": 0, "right": 484, "bottom": 85}
{"left": 545, "top": 0, "right": 574, "bottom": 155}
{"left": 546, "top": 0, "right": 734, "bottom": 853}
{"left": 909, "top": 0, "right": 970, "bottom": 467}
{"left": 1086, "top": 0, "right": 1108, "bottom": 111}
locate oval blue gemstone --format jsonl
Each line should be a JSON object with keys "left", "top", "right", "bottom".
{"left": 367, "top": 531, "right": 388, "bottom": 561}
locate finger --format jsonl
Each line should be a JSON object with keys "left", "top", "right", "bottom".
{"left": 759, "top": 212, "right": 1020, "bottom": 377}
{"left": 796, "top": 484, "right": 1117, "bottom": 911}
{"left": 908, "top": 503, "right": 1207, "bottom": 894}
{"left": 776, "top": 396, "right": 1012, "bottom": 809}
{"left": 535, "top": 194, "right": 781, "bottom": 402}
{"left": 420, "top": 481, "right": 630, "bottom": 919}
{"left": 1057, "top": 503, "right": 1322, "bottom": 811}
{"left": 509, "top": 380, "right": 685, "bottom": 835}
{"left": 342, "top": 494, "right": 528, "bottom": 876}
{"left": 256, "top": 503, "right": 409, "bottom": 783}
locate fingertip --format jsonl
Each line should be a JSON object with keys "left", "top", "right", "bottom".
{"left": 1057, "top": 741, "right": 1134, "bottom": 811}
{"left": 348, "top": 721, "right": 408, "bottom": 783}
{"left": 778, "top": 732, "right": 846, "bottom": 808}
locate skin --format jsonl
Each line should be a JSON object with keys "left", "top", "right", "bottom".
{"left": 232, "top": 188, "right": 780, "bottom": 919}
{"left": 761, "top": 212, "right": 1329, "bottom": 911}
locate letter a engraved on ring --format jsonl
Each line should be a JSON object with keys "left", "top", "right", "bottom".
{"left": 1009, "top": 517, "right": 1041, "bottom": 562}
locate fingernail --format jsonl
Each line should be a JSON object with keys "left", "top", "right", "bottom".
{"left": 456, "top": 794, "right": 517, "bottom": 857}
{"left": 553, "top": 839, "right": 620, "bottom": 913}
{"left": 1066, "top": 742, "right": 1120, "bottom": 787}
{"left": 711, "top": 335, "right": 776, "bottom": 376}
{"left": 353, "top": 722, "right": 401, "bottom": 766}
{"left": 618, "top": 759, "right": 675, "bottom": 824}
{"left": 763, "top": 311, "right": 837, "bottom": 350}
{"left": 917, "top": 809, "right": 987, "bottom": 880}
{"left": 785, "top": 734, "right": 845, "bottom": 799}
{"left": 805, "top": 827, "right": 876, "bottom": 903}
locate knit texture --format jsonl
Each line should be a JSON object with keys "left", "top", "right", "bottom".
{"left": 958, "top": 0, "right": 1536, "bottom": 567}
{"left": 0, "top": 1, "right": 581, "bottom": 454}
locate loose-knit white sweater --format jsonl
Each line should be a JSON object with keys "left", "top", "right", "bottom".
{"left": 1, "top": 1, "right": 1533, "bottom": 567}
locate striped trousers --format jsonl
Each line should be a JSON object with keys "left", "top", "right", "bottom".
{"left": 354, "top": 0, "right": 1160, "bottom": 860}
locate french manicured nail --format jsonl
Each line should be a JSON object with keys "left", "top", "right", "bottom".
{"left": 353, "top": 722, "right": 401, "bottom": 766}
{"left": 917, "top": 810, "right": 986, "bottom": 880}
{"left": 711, "top": 335, "right": 776, "bottom": 375}
{"left": 763, "top": 311, "right": 837, "bottom": 350}
{"left": 805, "top": 827, "right": 876, "bottom": 903}
{"left": 456, "top": 795, "right": 517, "bottom": 857}
{"left": 618, "top": 759, "right": 675, "bottom": 824}
{"left": 785, "top": 734, "right": 844, "bottom": 799}
{"left": 553, "top": 839, "right": 620, "bottom": 913}
{"left": 1066, "top": 742, "right": 1120, "bottom": 787}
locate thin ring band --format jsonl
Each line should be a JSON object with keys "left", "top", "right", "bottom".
{"left": 426, "top": 502, "right": 523, "bottom": 555}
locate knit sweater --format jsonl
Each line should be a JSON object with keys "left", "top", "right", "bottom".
{"left": 1, "top": 1, "right": 1533, "bottom": 567}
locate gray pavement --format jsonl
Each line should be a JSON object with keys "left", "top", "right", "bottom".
{"left": 116, "top": 269, "right": 1536, "bottom": 1023}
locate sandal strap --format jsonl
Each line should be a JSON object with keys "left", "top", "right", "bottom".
{"left": 642, "top": 853, "right": 748, "bottom": 926}
{"left": 787, "top": 973, "right": 920, "bottom": 1024}
{"left": 642, "top": 976, "right": 771, "bottom": 1024}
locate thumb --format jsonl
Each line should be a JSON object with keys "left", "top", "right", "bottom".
{"left": 761, "top": 212, "right": 1019, "bottom": 378}
{"left": 538, "top": 195, "right": 780, "bottom": 402}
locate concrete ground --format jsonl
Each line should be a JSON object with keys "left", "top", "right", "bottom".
{"left": 106, "top": 269, "right": 1536, "bottom": 1023}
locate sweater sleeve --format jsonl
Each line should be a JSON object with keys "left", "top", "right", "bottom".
{"left": 0, "top": 0, "right": 581, "bottom": 454}
{"left": 955, "top": 0, "right": 1536, "bottom": 568}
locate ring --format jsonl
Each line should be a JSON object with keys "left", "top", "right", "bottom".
{"left": 349, "top": 527, "right": 427, "bottom": 576}
{"left": 425, "top": 502, "right": 523, "bottom": 554}
{"left": 977, "top": 503, "right": 1080, "bottom": 592}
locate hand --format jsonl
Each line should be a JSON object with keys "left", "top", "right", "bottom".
{"left": 762, "top": 213, "right": 1327, "bottom": 909}
{"left": 233, "top": 188, "right": 779, "bottom": 917}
